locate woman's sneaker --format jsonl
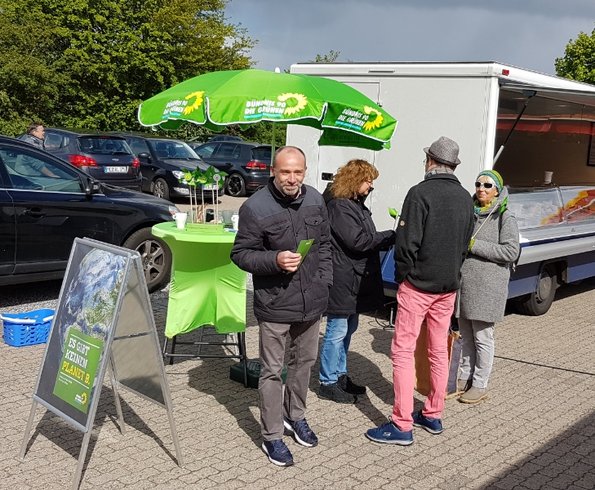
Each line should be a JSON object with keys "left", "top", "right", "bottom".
{"left": 262, "top": 439, "right": 294, "bottom": 466}
{"left": 319, "top": 382, "right": 357, "bottom": 403}
{"left": 365, "top": 421, "right": 413, "bottom": 445}
{"left": 412, "top": 410, "right": 444, "bottom": 434}
{"left": 338, "top": 374, "right": 367, "bottom": 395}
{"left": 283, "top": 417, "right": 318, "bottom": 447}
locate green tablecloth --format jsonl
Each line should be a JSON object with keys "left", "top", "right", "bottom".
{"left": 152, "top": 222, "right": 246, "bottom": 338}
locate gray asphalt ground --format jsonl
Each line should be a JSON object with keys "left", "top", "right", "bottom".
{"left": 0, "top": 194, "right": 593, "bottom": 489}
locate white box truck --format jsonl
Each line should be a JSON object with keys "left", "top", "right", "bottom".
{"left": 287, "top": 62, "right": 595, "bottom": 315}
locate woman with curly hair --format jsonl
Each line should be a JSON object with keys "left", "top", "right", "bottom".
{"left": 319, "top": 159, "right": 395, "bottom": 403}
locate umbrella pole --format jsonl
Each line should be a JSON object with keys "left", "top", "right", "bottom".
{"left": 271, "top": 122, "right": 276, "bottom": 166}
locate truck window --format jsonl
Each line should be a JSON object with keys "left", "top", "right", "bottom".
{"left": 494, "top": 90, "right": 595, "bottom": 187}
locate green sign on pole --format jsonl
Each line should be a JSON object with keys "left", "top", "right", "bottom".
{"left": 53, "top": 330, "right": 103, "bottom": 414}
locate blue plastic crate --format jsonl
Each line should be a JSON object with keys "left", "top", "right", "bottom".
{"left": 1, "top": 309, "right": 54, "bottom": 347}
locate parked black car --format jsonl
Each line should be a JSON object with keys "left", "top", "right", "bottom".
{"left": 208, "top": 135, "right": 243, "bottom": 142}
{"left": 113, "top": 133, "right": 223, "bottom": 201}
{"left": 0, "top": 136, "right": 177, "bottom": 292}
{"left": 41, "top": 128, "right": 142, "bottom": 191}
{"left": 190, "top": 141, "right": 272, "bottom": 197}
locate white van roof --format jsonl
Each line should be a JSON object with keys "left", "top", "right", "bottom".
{"left": 290, "top": 61, "right": 595, "bottom": 93}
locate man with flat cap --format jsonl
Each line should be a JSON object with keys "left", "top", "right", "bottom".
{"left": 366, "top": 136, "right": 474, "bottom": 445}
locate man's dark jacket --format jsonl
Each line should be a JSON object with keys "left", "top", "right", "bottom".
{"left": 395, "top": 173, "right": 474, "bottom": 293}
{"left": 325, "top": 192, "right": 394, "bottom": 315}
{"left": 231, "top": 179, "right": 332, "bottom": 323}
{"left": 18, "top": 133, "right": 44, "bottom": 150}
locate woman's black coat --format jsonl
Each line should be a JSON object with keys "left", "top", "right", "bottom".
{"left": 326, "top": 193, "right": 395, "bottom": 315}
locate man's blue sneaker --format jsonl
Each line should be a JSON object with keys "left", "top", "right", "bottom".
{"left": 283, "top": 417, "right": 318, "bottom": 447}
{"left": 365, "top": 420, "right": 413, "bottom": 445}
{"left": 413, "top": 410, "right": 444, "bottom": 434}
{"left": 262, "top": 439, "right": 294, "bottom": 466}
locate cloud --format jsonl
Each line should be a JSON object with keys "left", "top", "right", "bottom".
{"left": 225, "top": 0, "right": 595, "bottom": 75}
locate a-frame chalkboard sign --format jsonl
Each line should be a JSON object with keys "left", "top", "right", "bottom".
{"left": 19, "top": 238, "right": 183, "bottom": 489}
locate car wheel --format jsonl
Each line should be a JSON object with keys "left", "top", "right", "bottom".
{"left": 123, "top": 228, "right": 172, "bottom": 293}
{"left": 225, "top": 173, "right": 247, "bottom": 197}
{"left": 152, "top": 177, "right": 170, "bottom": 200}
{"left": 515, "top": 263, "right": 559, "bottom": 316}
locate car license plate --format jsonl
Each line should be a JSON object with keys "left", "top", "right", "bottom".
{"left": 203, "top": 184, "right": 218, "bottom": 190}
{"left": 104, "top": 166, "right": 127, "bottom": 173}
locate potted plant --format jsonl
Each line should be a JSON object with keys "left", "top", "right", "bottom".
{"left": 180, "top": 166, "right": 227, "bottom": 225}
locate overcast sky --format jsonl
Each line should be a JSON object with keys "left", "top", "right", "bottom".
{"left": 225, "top": 0, "right": 595, "bottom": 76}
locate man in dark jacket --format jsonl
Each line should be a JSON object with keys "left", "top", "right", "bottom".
{"left": 17, "top": 122, "right": 58, "bottom": 178}
{"left": 231, "top": 146, "right": 332, "bottom": 467}
{"left": 366, "top": 136, "right": 474, "bottom": 446}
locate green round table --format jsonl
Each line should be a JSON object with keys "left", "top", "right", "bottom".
{"left": 152, "top": 222, "right": 246, "bottom": 339}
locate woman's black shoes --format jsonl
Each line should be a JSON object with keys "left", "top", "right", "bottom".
{"left": 338, "top": 374, "right": 367, "bottom": 395}
{"left": 319, "top": 382, "right": 356, "bottom": 403}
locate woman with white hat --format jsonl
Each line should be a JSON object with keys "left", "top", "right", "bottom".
{"left": 456, "top": 169, "right": 520, "bottom": 404}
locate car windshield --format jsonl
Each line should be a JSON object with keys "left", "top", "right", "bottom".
{"left": 150, "top": 140, "right": 201, "bottom": 160}
{"left": 79, "top": 136, "right": 133, "bottom": 155}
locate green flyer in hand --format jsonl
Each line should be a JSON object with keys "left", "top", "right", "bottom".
{"left": 296, "top": 239, "right": 314, "bottom": 265}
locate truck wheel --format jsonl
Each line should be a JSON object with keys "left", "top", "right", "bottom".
{"left": 123, "top": 228, "right": 172, "bottom": 293}
{"left": 225, "top": 173, "right": 246, "bottom": 197}
{"left": 515, "top": 264, "right": 558, "bottom": 316}
{"left": 152, "top": 178, "right": 170, "bottom": 200}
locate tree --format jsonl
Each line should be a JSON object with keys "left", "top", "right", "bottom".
{"left": 0, "top": 0, "right": 255, "bottom": 135}
{"left": 555, "top": 28, "right": 595, "bottom": 85}
{"left": 311, "top": 50, "right": 341, "bottom": 63}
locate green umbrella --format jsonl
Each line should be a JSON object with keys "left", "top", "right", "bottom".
{"left": 138, "top": 69, "right": 397, "bottom": 151}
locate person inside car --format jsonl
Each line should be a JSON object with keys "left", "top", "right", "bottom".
{"left": 17, "top": 123, "right": 59, "bottom": 178}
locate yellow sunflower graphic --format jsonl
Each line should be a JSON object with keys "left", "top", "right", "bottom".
{"left": 183, "top": 91, "right": 205, "bottom": 115}
{"left": 278, "top": 93, "right": 308, "bottom": 116}
{"left": 363, "top": 106, "right": 384, "bottom": 131}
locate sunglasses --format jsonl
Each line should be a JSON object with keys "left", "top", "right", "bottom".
{"left": 475, "top": 182, "right": 494, "bottom": 189}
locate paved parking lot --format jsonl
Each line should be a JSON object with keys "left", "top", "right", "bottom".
{"left": 1, "top": 275, "right": 594, "bottom": 489}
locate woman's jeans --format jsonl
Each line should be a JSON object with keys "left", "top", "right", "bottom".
{"left": 319, "top": 314, "right": 359, "bottom": 385}
{"left": 458, "top": 317, "right": 495, "bottom": 389}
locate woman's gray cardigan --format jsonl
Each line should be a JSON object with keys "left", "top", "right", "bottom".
{"left": 459, "top": 187, "right": 520, "bottom": 323}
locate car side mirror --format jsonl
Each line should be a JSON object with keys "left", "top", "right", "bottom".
{"left": 138, "top": 152, "right": 151, "bottom": 161}
{"left": 84, "top": 178, "right": 101, "bottom": 197}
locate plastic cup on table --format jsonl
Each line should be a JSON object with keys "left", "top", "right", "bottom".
{"left": 231, "top": 213, "right": 239, "bottom": 231}
{"left": 222, "top": 210, "right": 234, "bottom": 227}
{"left": 174, "top": 212, "right": 188, "bottom": 229}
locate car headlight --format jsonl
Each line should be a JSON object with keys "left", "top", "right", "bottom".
{"left": 172, "top": 170, "right": 184, "bottom": 180}
{"left": 168, "top": 205, "right": 180, "bottom": 219}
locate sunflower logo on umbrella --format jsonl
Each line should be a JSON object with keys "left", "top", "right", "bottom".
{"left": 183, "top": 91, "right": 205, "bottom": 115}
{"left": 278, "top": 93, "right": 308, "bottom": 116}
{"left": 363, "top": 106, "right": 384, "bottom": 132}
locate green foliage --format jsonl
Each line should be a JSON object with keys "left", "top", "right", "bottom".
{"left": 0, "top": 0, "right": 255, "bottom": 135}
{"left": 240, "top": 122, "right": 286, "bottom": 148}
{"left": 311, "top": 50, "right": 341, "bottom": 63}
{"left": 555, "top": 28, "right": 595, "bottom": 85}
{"left": 180, "top": 165, "right": 226, "bottom": 187}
